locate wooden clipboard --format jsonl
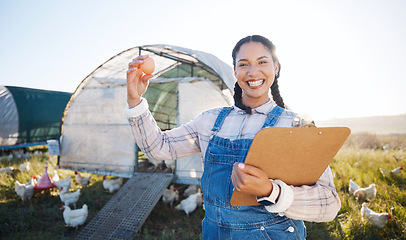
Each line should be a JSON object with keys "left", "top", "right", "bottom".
{"left": 230, "top": 127, "right": 351, "bottom": 206}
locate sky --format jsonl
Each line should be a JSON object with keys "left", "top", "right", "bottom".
{"left": 1, "top": 0, "right": 406, "bottom": 121}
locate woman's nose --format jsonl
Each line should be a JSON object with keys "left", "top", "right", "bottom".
{"left": 248, "top": 65, "right": 259, "bottom": 75}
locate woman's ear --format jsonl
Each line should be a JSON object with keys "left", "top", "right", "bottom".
{"left": 274, "top": 60, "right": 279, "bottom": 74}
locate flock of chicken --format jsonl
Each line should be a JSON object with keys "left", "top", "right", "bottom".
{"left": 162, "top": 184, "right": 204, "bottom": 216}
{"left": 1, "top": 153, "right": 124, "bottom": 230}
{"left": 348, "top": 155, "right": 404, "bottom": 228}
{"left": 3, "top": 150, "right": 404, "bottom": 233}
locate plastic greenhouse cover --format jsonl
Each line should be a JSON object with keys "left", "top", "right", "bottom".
{"left": 0, "top": 86, "right": 71, "bottom": 147}
{"left": 0, "top": 86, "right": 19, "bottom": 146}
{"left": 59, "top": 44, "right": 236, "bottom": 181}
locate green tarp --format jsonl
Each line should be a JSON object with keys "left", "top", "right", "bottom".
{"left": 0, "top": 86, "right": 71, "bottom": 146}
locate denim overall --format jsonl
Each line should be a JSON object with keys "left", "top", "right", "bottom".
{"left": 201, "top": 106, "right": 306, "bottom": 240}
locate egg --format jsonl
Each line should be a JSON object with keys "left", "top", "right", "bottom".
{"left": 140, "top": 57, "right": 155, "bottom": 75}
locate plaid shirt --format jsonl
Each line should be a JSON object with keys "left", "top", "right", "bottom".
{"left": 125, "top": 98, "right": 341, "bottom": 222}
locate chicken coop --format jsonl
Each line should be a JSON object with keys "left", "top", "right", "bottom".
{"left": 58, "top": 44, "right": 236, "bottom": 185}
{"left": 0, "top": 85, "right": 71, "bottom": 149}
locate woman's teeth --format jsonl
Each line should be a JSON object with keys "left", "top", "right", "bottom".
{"left": 248, "top": 80, "right": 264, "bottom": 87}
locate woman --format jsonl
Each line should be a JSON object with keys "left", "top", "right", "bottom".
{"left": 125, "top": 35, "right": 340, "bottom": 239}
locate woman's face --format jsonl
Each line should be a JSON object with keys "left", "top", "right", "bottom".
{"left": 234, "top": 41, "right": 278, "bottom": 108}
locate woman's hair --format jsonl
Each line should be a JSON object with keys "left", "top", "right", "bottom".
{"left": 232, "top": 35, "right": 285, "bottom": 113}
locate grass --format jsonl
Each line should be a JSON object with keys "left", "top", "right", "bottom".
{"left": 1, "top": 133, "right": 405, "bottom": 239}
{"left": 0, "top": 153, "right": 116, "bottom": 240}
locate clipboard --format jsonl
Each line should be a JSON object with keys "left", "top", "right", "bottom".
{"left": 230, "top": 127, "right": 351, "bottom": 206}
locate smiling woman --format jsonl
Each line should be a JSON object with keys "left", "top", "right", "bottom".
{"left": 232, "top": 35, "right": 285, "bottom": 114}
{"left": 125, "top": 35, "right": 341, "bottom": 239}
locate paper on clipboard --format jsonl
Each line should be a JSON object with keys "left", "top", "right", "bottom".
{"left": 230, "top": 127, "right": 351, "bottom": 206}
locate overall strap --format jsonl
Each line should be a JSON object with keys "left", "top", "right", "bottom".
{"left": 211, "top": 107, "right": 233, "bottom": 132}
{"left": 261, "top": 106, "right": 284, "bottom": 128}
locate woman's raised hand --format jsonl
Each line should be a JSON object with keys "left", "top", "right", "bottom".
{"left": 127, "top": 55, "right": 154, "bottom": 108}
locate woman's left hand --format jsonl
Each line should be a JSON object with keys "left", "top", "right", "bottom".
{"left": 231, "top": 163, "right": 273, "bottom": 197}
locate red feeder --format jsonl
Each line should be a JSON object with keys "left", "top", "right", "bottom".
{"left": 34, "top": 163, "right": 55, "bottom": 190}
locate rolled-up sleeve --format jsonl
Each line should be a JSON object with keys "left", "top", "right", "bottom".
{"left": 125, "top": 98, "right": 202, "bottom": 161}
{"left": 282, "top": 166, "right": 341, "bottom": 222}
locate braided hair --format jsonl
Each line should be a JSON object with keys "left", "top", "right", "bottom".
{"left": 232, "top": 35, "right": 285, "bottom": 114}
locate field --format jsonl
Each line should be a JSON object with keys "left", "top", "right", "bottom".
{"left": 1, "top": 133, "right": 405, "bottom": 239}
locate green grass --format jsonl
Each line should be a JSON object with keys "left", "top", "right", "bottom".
{"left": 1, "top": 133, "right": 405, "bottom": 239}
{"left": 0, "top": 154, "right": 115, "bottom": 240}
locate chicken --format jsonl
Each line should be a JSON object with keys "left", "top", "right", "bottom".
{"left": 391, "top": 166, "right": 403, "bottom": 174}
{"left": 148, "top": 158, "right": 164, "bottom": 171}
{"left": 12, "top": 150, "right": 23, "bottom": 160}
{"left": 380, "top": 166, "right": 404, "bottom": 176}
{"left": 33, "top": 150, "right": 43, "bottom": 157}
{"left": 60, "top": 188, "right": 81, "bottom": 209}
{"left": 0, "top": 167, "right": 19, "bottom": 174}
{"left": 51, "top": 170, "right": 60, "bottom": 183}
{"left": 183, "top": 185, "right": 199, "bottom": 198}
{"left": 29, "top": 175, "right": 38, "bottom": 186}
{"left": 22, "top": 151, "right": 31, "bottom": 160}
{"left": 18, "top": 161, "right": 30, "bottom": 172}
{"left": 54, "top": 176, "right": 72, "bottom": 194}
{"left": 15, "top": 180, "right": 35, "bottom": 201}
{"left": 361, "top": 203, "right": 391, "bottom": 228}
{"left": 349, "top": 179, "right": 361, "bottom": 195}
{"left": 379, "top": 168, "right": 389, "bottom": 175}
{"left": 162, "top": 185, "right": 179, "bottom": 208}
{"left": 195, "top": 188, "right": 203, "bottom": 207}
{"left": 175, "top": 191, "right": 202, "bottom": 216}
{"left": 393, "top": 155, "right": 404, "bottom": 161}
{"left": 164, "top": 159, "right": 175, "bottom": 170}
{"left": 0, "top": 153, "right": 13, "bottom": 161}
{"left": 102, "top": 176, "right": 123, "bottom": 193}
{"left": 61, "top": 204, "right": 88, "bottom": 228}
{"left": 353, "top": 184, "right": 377, "bottom": 200}
{"left": 75, "top": 171, "right": 91, "bottom": 187}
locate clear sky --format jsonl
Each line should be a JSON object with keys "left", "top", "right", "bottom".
{"left": 1, "top": 0, "right": 405, "bottom": 121}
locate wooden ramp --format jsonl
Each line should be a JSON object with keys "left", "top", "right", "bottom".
{"left": 76, "top": 172, "right": 173, "bottom": 240}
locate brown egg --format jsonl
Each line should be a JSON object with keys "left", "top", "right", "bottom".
{"left": 140, "top": 57, "right": 155, "bottom": 75}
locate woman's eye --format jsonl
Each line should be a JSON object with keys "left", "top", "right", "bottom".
{"left": 259, "top": 60, "right": 268, "bottom": 64}
{"left": 238, "top": 63, "right": 248, "bottom": 67}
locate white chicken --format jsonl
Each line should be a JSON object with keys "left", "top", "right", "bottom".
{"left": 391, "top": 166, "right": 403, "bottom": 174}
{"left": 393, "top": 155, "right": 404, "bottom": 161}
{"left": 361, "top": 203, "right": 391, "bottom": 228}
{"left": 0, "top": 153, "right": 13, "bottom": 161}
{"left": 148, "top": 158, "right": 164, "bottom": 171}
{"left": 353, "top": 184, "right": 377, "bottom": 200}
{"left": 195, "top": 188, "right": 203, "bottom": 207}
{"left": 28, "top": 175, "right": 38, "bottom": 186}
{"left": 18, "top": 161, "right": 30, "bottom": 172}
{"left": 183, "top": 185, "right": 199, "bottom": 198}
{"left": 15, "top": 180, "right": 35, "bottom": 201}
{"left": 380, "top": 166, "right": 403, "bottom": 176}
{"left": 51, "top": 170, "right": 60, "bottom": 183}
{"left": 102, "top": 176, "right": 123, "bottom": 193}
{"left": 60, "top": 188, "right": 81, "bottom": 209}
{"left": 379, "top": 168, "right": 389, "bottom": 175}
{"left": 162, "top": 185, "right": 179, "bottom": 208}
{"left": 175, "top": 191, "right": 202, "bottom": 216}
{"left": 348, "top": 179, "right": 361, "bottom": 195}
{"left": 62, "top": 204, "right": 88, "bottom": 228}
{"left": 33, "top": 150, "right": 43, "bottom": 157}
{"left": 54, "top": 176, "right": 72, "bottom": 194}
{"left": 75, "top": 171, "right": 92, "bottom": 187}
{"left": 0, "top": 166, "right": 18, "bottom": 174}
{"left": 164, "top": 159, "right": 175, "bottom": 170}
{"left": 22, "top": 151, "right": 31, "bottom": 160}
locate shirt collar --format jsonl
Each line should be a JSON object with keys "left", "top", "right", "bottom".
{"left": 233, "top": 99, "right": 278, "bottom": 115}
